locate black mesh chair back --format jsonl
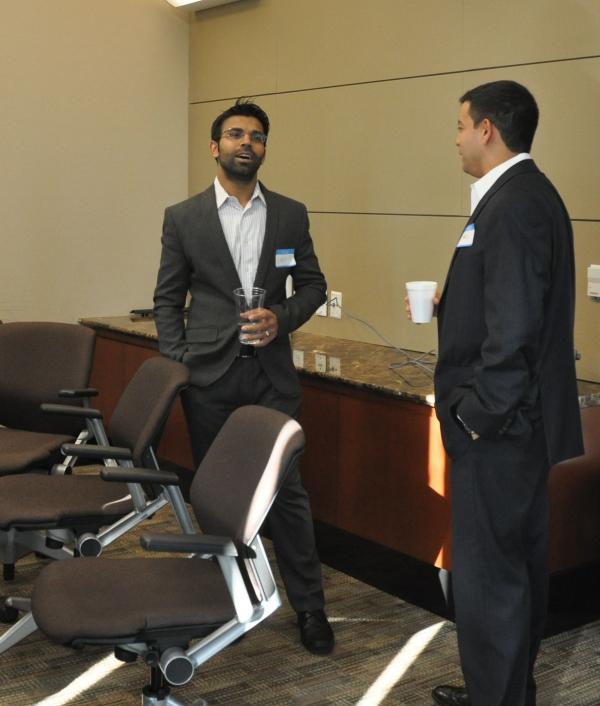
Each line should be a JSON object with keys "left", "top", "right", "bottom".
{"left": 0, "top": 322, "right": 95, "bottom": 436}
{"left": 190, "top": 405, "right": 305, "bottom": 545}
{"left": 106, "top": 356, "right": 190, "bottom": 467}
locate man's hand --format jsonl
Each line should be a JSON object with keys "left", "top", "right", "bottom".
{"left": 240, "top": 308, "right": 279, "bottom": 347}
{"left": 405, "top": 293, "right": 441, "bottom": 321}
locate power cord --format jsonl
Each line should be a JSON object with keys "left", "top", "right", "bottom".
{"left": 326, "top": 296, "right": 437, "bottom": 387}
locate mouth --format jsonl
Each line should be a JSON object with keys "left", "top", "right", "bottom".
{"left": 236, "top": 151, "right": 255, "bottom": 162}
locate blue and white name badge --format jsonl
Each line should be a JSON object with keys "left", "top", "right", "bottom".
{"left": 275, "top": 248, "right": 296, "bottom": 268}
{"left": 456, "top": 223, "right": 475, "bottom": 248}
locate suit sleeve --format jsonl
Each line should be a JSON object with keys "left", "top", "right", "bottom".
{"left": 456, "top": 194, "right": 552, "bottom": 437}
{"left": 269, "top": 207, "right": 327, "bottom": 336}
{"left": 152, "top": 208, "right": 190, "bottom": 362}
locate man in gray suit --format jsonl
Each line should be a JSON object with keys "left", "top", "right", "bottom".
{"left": 153, "top": 99, "right": 334, "bottom": 655}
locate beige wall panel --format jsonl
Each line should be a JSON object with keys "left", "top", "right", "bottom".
{"left": 573, "top": 222, "right": 600, "bottom": 382}
{"left": 300, "top": 214, "right": 459, "bottom": 355}
{"left": 190, "top": 76, "right": 464, "bottom": 214}
{"left": 189, "top": 0, "right": 464, "bottom": 103}
{"left": 457, "top": 59, "right": 600, "bottom": 219}
{"left": 273, "top": 0, "right": 463, "bottom": 93}
{"left": 189, "top": 0, "right": 600, "bottom": 102}
{"left": 0, "top": 0, "right": 189, "bottom": 323}
{"left": 189, "top": 0, "right": 278, "bottom": 103}
{"left": 463, "top": 0, "right": 600, "bottom": 68}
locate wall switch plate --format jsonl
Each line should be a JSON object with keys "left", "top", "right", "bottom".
{"left": 292, "top": 349, "right": 304, "bottom": 368}
{"left": 330, "top": 291, "right": 342, "bottom": 319}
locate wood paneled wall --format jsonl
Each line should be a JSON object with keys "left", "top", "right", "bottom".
{"left": 188, "top": 0, "right": 600, "bottom": 381}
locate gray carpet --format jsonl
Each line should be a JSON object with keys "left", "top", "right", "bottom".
{"left": 1, "top": 508, "right": 599, "bottom": 705}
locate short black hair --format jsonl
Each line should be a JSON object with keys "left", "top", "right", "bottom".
{"left": 460, "top": 80, "right": 539, "bottom": 153}
{"left": 210, "top": 98, "right": 270, "bottom": 142}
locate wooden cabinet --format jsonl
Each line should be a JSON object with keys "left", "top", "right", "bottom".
{"left": 300, "top": 378, "right": 451, "bottom": 568}
{"left": 87, "top": 329, "right": 194, "bottom": 470}
{"left": 83, "top": 323, "right": 600, "bottom": 576}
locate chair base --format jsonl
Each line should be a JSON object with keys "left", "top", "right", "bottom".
{"left": 0, "top": 610, "right": 37, "bottom": 655}
{"left": 141, "top": 683, "right": 207, "bottom": 706}
{"left": 0, "top": 600, "right": 19, "bottom": 623}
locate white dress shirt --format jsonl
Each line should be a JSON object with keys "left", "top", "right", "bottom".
{"left": 214, "top": 177, "right": 267, "bottom": 292}
{"left": 470, "top": 153, "right": 531, "bottom": 214}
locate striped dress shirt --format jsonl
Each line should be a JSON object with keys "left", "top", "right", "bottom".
{"left": 214, "top": 177, "right": 267, "bottom": 292}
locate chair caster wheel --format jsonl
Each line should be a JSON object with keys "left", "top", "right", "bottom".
{"left": 0, "top": 601, "right": 19, "bottom": 624}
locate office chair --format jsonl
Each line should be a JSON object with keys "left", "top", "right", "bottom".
{"left": 0, "top": 321, "right": 96, "bottom": 476}
{"left": 24, "top": 406, "right": 304, "bottom": 706}
{"left": 0, "top": 355, "right": 192, "bottom": 602}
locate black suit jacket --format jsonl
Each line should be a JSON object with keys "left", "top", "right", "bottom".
{"left": 153, "top": 182, "right": 326, "bottom": 395}
{"left": 434, "top": 160, "right": 583, "bottom": 465}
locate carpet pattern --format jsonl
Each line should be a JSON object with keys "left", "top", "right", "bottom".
{"left": 1, "top": 508, "right": 599, "bottom": 705}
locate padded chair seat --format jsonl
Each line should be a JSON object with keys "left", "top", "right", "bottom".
{"left": 0, "top": 473, "right": 134, "bottom": 529}
{"left": 32, "top": 557, "right": 236, "bottom": 645}
{"left": 0, "top": 428, "right": 73, "bottom": 475}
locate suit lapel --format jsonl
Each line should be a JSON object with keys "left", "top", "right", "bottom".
{"left": 469, "top": 159, "right": 539, "bottom": 223}
{"left": 439, "top": 160, "right": 540, "bottom": 309}
{"left": 253, "top": 183, "right": 277, "bottom": 289}
{"left": 201, "top": 185, "right": 242, "bottom": 289}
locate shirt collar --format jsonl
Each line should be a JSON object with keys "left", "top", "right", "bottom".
{"left": 214, "top": 177, "right": 265, "bottom": 209}
{"left": 470, "top": 153, "right": 531, "bottom": 214}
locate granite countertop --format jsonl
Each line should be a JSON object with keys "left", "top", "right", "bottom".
{"left": 80, "top": 315, "right": 600, "bottom": 409}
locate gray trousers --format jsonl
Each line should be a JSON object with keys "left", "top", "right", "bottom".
{"left": 182, "top": 356, "right": 325, "bottom": 613}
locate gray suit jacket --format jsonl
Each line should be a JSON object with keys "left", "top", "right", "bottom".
{"left": 153, "top": 182, "right": 326, "bottom": 396}
{"left": 434, "top": 160, "right": 583, "bottom": 465}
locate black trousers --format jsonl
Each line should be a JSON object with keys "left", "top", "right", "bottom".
{"left": 181, "top": 357, "right": 325, "bottom": 613}
{"left": 450, "top": 423, "right": 549, "bottom": 706}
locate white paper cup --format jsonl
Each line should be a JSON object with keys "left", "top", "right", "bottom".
{"left": 406, "top": 281, "right": 437, "bottom": 324}
{"left": 234, "top": 287, "right": 266, "bottom": 343}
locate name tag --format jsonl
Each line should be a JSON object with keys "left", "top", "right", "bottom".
{"left": 457, "top": 224, "right": 475, "bottom": 248}
{"left": 276, "top": 248, "right": 296, "bottom": 268}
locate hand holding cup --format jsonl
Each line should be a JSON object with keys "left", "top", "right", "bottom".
{"left": 405, "top": 281, "right": 439, "bottom": 324}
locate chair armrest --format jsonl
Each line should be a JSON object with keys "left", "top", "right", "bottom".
{"left": 101, "top": 467, "right": 180, "bottom": 485}
{"left": 41, "top": 403, "right": 103, "bottom": 419}
{"left": 59, "top": 388, "right": 99, "bottom": 399}
{"left": 140, "top": 533, "right": 239, "bottom": 556}
{"left": 61, "top": 443, "right": 132, "bottom": 461}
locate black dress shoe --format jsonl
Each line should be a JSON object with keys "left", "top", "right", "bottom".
{"left": 297, "top": 609, "right": 334, "bottom": 655}
{"left": 432, "top": 685, "right": 470, "bottom": 705}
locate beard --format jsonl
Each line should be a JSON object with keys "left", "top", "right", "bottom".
{"left": 217, "top": 150, "right": 263, "bottom": 182}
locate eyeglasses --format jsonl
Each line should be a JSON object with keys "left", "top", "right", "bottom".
{"left": 220, "top": 128, "right": 268, "bottom": 145}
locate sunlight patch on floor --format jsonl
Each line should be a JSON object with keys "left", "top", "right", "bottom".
{"left": 356, "top": 620, "right": 446, "bottom": 706}
{"left": 33, "top": 653, "right": 124, "bottom": 706}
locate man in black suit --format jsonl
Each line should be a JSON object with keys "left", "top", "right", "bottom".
{"left": 153, "top": 99, "right": 334, "bottom": 655}
{"left": 429, "top": 81, "right": 583, "bottom": 705}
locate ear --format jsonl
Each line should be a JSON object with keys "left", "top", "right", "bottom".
{"left": 479, "top": 118, "right": 494, "bottom": 145}
{"left": 209, "top": 140, "right": 219, "bottom": 159}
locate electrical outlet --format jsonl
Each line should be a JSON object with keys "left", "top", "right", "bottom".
{"left": 315, "top": 302, "right": 327, "bottom": 317}
{"left": 588, "top": 265, "right": 600, "bottom": 298}
{"left": 330, "top": 291, "right": 342, "bottom": 319}
{"left": 292, "top": 349, "right": 305, "bottom": 368}
{"left": 328, "top": 356, "right": 341, "bottom": 376}
{"left": 314, "top": 353, "right": 327, "bottom": 372}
